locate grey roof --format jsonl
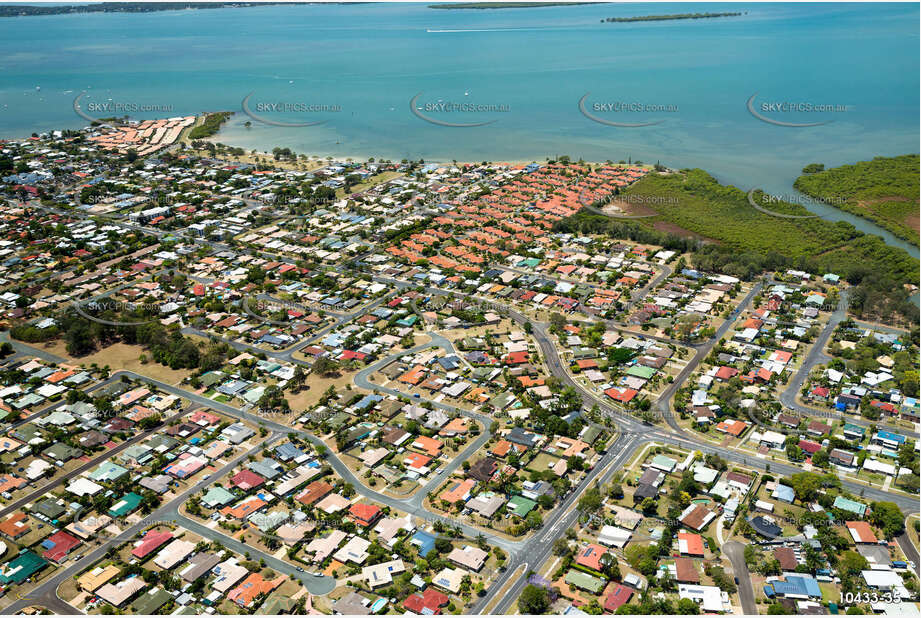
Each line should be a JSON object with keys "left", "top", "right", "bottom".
{"left": 179, "top": 552, "right": 221, "bottom": 582}
{"left": 331, "top": 591, "right": 370, "bottom": 615}
{"left": 274, "top": 442, "right": 305, "bottom": 461}
{"left": 247, "top": 458, "right": 283, "bottom": 480}
{"left": 139, "top": 474, "right": 171, "bottom": 494}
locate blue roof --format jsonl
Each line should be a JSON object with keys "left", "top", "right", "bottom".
{"left": 876, "top": 430, "right": 906, "bottom": 444}
{"left": 322, "top": 334, "right": 345, "bottom": 348}
{"left": 773, "top": 575, "right": 821, "bottom": 598}
{"left": 436, "top": 356, "right": 460, "bottom": 371}
{"left": 773, "top": 484, "right": 795, "bottom": 502}
{"left": 770, "top": 579, "right": 804, "bottom": 597}
{"left": 275, "top": 442, "right": 305, "bottom": 460}
{"left": 355, "top": 394, "right": 383, "bottom": 411}
{"left": 411, "top": 530, "right": 436, "bottom": 556}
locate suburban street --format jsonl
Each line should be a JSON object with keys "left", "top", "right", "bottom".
{"left": 2, "top": 245, "right": 918, "bottom": 615}
{"left": 723, "top": 541, "right": 757, "bottom": 615}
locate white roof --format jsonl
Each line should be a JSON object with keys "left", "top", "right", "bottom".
{"left": 861, "top": 569, "right": 903, "bottom": 589}
{"left": 598, "top": 525, "right": 632, "bottom": 548}
{"left": 678, "top": 583, "right": 726, "bottom": 613}
{"left": 862, "top": 458, "right": 896, "bottom": 476}
{"left": 67, "top": 477, "right": 104, "bottom": 497}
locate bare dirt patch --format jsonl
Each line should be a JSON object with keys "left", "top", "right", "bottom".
{"left": 651, "top": 220, "right": 718, "bottom": 243}
{"left": 605, "top": 198, "right": 658, "bottom": 217}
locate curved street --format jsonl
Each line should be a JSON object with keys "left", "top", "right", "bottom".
{"left": 2, "top": 264, "right": 918, "bottom": 615}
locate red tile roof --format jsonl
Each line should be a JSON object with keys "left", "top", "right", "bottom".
{"left": 604, "top": 585, "right": 633, "bottom": 612}
{"left": 404, "top": 587, "right": 449, "bottom": 614}
{"left": 131, "top": 530, "right": 173, "bottom": 559}
{"left": 42, "top": 530, "right": 81, "bottom": 563}
{"left": 230, "top": 469, "right": 265, "bottom": 491}
{"left": 349, "top": 502, "right": 382, "bottom": 527}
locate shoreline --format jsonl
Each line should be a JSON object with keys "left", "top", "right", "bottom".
{"left": 11, "top": 116, "right": 919, "bottom": 262}
{"left": 198, "top": 134, "right": 648, "bottom": 169}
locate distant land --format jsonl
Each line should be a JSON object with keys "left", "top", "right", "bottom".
{"left": 602, "top": 11, "right": 743, "bottom": 23}
{"left": 429, "top": 2, "right": 599, "bottom": 9}
{"left": 0, "top": 2, "right": 313, "bottom": 18}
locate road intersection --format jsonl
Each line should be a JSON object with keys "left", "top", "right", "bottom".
{"left": 2, "top": 249, "right": 918, "bottom": 615}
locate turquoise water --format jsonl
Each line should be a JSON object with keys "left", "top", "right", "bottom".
{"left": 0, "top": 2, "right": 917, "bottom": 254}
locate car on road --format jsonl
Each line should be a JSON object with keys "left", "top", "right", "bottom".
{"left": 296, "top": 567, "right": 304, "bottom": 572}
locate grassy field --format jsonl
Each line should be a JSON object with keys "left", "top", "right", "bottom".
{"left": 336, "top": 170, "right": 403, "bottom": 198}
{"left": 42, "top": 341, "right": 194, "bottom": 385}
{"left": 793, "top": 154, "right": 919, "bottom": 245}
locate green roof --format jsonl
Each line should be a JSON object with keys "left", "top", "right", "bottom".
{"left": 260, "top": 593, "right": 296, "bottom": 614}
{"left": 43, "top": 443, "right": 82, "bottom": 461}
{"left": 625, "top": 365, "right": 656, "bottom": 380}
{"left": 842, "top": 423, "right": 866, "bottom": 435}
{"left": 132, "top": 587, "right": 172, "bottom": 614}
{"left": 0, "top": 550, "right": 47, "bottom": 585}
{"left": 202, "top": 486, "right": 235, "bottom": 508}
{"left": 32, "top": 498, "right": 66, "bottom": 520}
{"left": 200, "top": 371, "right": 225, "bottom": 387}
{"left": 651, "top": 454, "right": 677, "bottom": 471}
{"left": 581, "top": 426, "right": 602, "bottom": 445}
{"left": 88, "top": 461, "right": 129, "bottom": 482}
{"left": 565, "top": 569, "right": 605, "bottom": 593}
{"left": 108, "top": 492, "right": 143, "bottom": 517}
{"left": 833, "top": 495, "right": 867, "bottom": 516}
{"left": 489, "top": 392, "right": 517, "bottom": 410}
{"left": 327, "top": 411, "right": 351, "bottom": 429}
{"left": 507, "top": 495, "right": 537, "bottom": 518}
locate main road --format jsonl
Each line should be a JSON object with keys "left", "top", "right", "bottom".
{"left": 6, "top": 244, "right": 918, "bottom": 614}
